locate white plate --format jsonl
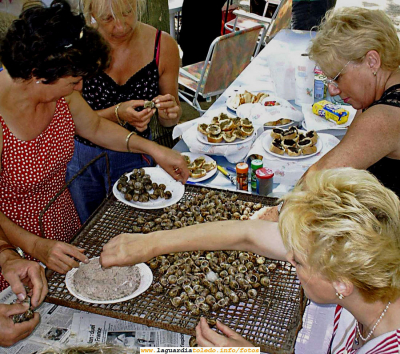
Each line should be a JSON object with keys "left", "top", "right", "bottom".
{"left": 113, "top": 167, "right": 185, "bottom": 209}
{"left": 197, "top": 130, "right": 254, "bottom": 146}
{"left": 262, "top": 130, "right": 323, "bottom": 159}
{"left": 65, "top": 259, "right": 153, "bottom": 304}
{"left": 181, "top": 152, "right": 218, "bottom": 182}
{"left": 226, "top": 90, "right": 272, "bottom": 112}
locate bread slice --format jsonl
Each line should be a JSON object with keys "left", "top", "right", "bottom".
{"left": 220, "top": 119, "right": 234, "bottom": 131}
{"left": 202, "top": 161, "right": 217, "bottom": 172}
{"left": 211, "top": 116, "right": 220, "bottom": 124}
{"left": 270, "top": 128, "right": 284, "bottom": 139}
{"left": 183, "top": 155, "right": 191, "bottom": 165}
{"left": 301, "top": 145, "right": 317, "bottom": 155}
{"left": 240, "top": 118, "right": 253, "bottom": 128}
{"left": 233, "top": 128, "right": 246, "bottom": 139}
{"left": 230, "top": 95, "right": 241, "bottom": 109}
{"left": 287, "top": 146, "right": 301, "bottom": 157}
{"left": 206, "top": 124, "right": 221, "bottom": 135}
{"left": 298, "top": 138, "right": 313, "bottom": 149}
{"left": 191, "top": 168, "right": 207, "bottom": 179}
{"left": 198, "top": 123, "right": 208, "bottom": 135}
{"left": 207, "top": 133, "right": 223, "bottom": 143}
{"left": 270, "top": 140, "right": 285, "bottom": 155}
{"left": 231, "top": 117, "right": 241, "bottom": 129}
{"left": 277, "top": 118, "right": 292, "bottom": 126}
{"left": 254, "top": 92, "right": 269, "bottom": 103}
{"left": 282, "top": 139, "right": 297, "bottom": 151}
{"left": 194, "top": 157, "right": 206, "bottom": 168}
{"left": 187, "top": 162, "right": 197, "bottom": 171}
{"left": 222, "top": 130, "right": 237, "bottom": 143}
{"left": 305, "top": 130, "right": 318, "bottom": 145}
{"left": 241, "top": 126, "right": 254, "bottom": 136}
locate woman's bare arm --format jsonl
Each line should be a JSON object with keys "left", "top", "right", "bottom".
{"left": 100, "top": 220, "right": 287, "bottom": 268}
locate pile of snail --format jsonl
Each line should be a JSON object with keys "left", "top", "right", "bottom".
{"left": 148, "top": 250, "right": 276, "bottom": 317}
{"left": 127, "top": 188, "right": 264, "bottom": 233}
{"left": 116, "top": 168, "right": 172, "bottom": 203}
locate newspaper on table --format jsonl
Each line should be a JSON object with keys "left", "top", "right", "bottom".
{"left": 0, "top": 286, "right": 190, "bottom": 353}
{"left": 69, "top": 312, "right": 191, "bottom": 348}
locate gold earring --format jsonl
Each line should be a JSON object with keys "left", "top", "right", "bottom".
{"left": 373, "top": 71, "right": 377, "bottom": 76}
{"left": 336, "top": 292, "right": 344, "bottom": 300}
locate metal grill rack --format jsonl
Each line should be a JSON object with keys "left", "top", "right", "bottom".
{"left": 45, "top": 185, "right": 306, "bottom": 354}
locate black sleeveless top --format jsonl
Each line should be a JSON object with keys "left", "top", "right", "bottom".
{"left": 76, "top": 30, "right": 162, "bottom": 147}
{"left": 367, "top": 84, "right": 400, "bottom": 196}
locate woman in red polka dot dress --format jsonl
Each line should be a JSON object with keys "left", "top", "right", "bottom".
{"left": 0, "top": 0, "right": 189, "bottom": 291}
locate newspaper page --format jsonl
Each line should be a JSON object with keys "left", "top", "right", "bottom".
{"left": 0, "top": 287, "right": 82, "bottom": 354}
{"left": 70, "top": 312, "right": 191, "bottom": 349}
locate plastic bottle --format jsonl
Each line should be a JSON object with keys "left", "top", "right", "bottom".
{"left": 236, "top": 163, "right": 249, "bottom": 191}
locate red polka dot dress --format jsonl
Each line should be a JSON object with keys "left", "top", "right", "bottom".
{"left": 0, "top": 98, "right": 81, "bottom": 290}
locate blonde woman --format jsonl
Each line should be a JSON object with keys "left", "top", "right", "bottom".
{"left": 101, "top": 168, "right": 400, "bottom": 352}
{"left": 306, "top": 7, "right": 400, "bottom": 196}
{"left": 67, "top": 0, "right": 182, "bottom": 223}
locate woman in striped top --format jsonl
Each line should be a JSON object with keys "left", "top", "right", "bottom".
{"left": 101, "top": 168, "right": 400, "bottom": 352}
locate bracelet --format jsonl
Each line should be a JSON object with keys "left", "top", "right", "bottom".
{"left": 115, "top": 103, "right": 126, "bottom": 127}
{"left": 126, "top": 131, "right": 137, "bottom": 153}
{"left": 0, "top": 244, "right": 19, "bottom": 257}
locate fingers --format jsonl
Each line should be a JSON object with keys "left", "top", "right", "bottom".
{"left": 7, "top": 273, "right": 27, "bottom": 302}
{"left": 5, "top": 302, "right": 30, "bottom": 317}
{"left": 216, "top": 320, "right": 239, "bottom": 338}
{"left": 48, "top": 243, "right": 88, "bottom": 274}
{"left": 27, "top": 264, "right": 48, "bottom": 307}
{"left": 13, "top": 312, "right": 40, "bottom": 342}
{"left": 195, "top": 318, "right": 215, "bottom": 347}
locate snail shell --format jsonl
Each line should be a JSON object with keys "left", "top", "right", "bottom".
{"left": 261, "top": 276, "right": 271, "bottom": 287}
{"left": 171, "top": 296, "right": 182, "bottom": 308}
{"left": 248, "top": 289, "right": 258, "bottom": 299}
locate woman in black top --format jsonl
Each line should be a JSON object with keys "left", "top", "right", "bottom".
{"left": 307, "top": 7, "right": 400, "bottom": 196}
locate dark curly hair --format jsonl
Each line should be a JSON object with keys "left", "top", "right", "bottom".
{"left": 0, "top": 0, "right": 110, "bottom": 83}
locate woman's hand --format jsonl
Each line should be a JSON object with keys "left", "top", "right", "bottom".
{"left": 152, "top": 145, "right": 189, "bottom": 183}
{"left": 196, "top": 317, "right": 255, "bottom": 347}
{"left": 1, "top": 254, "right": 47, "bottom": 308}
{"left": 153, "top": 94, "right": 181, "bottom": 126}
{"left": 118, "top": 100, "right": 156, "bottom": 132}
{"left": 32, "top": 238, "right": 88, "bottom": 274}
{"left": 100, "top": 233, "right": 152, "bottom": 268}
{"left": 0, "top": 303, "right": 40, "bottom": 347}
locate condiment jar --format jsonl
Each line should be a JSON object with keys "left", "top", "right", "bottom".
{"left": 250, "top": 159, "right": 263, "bottom": 192}
{"left": 256, "top": 168, "right": 274, "bottom": 195}
{"left": 236, "top": 162, "right": 249, "bottom": 191}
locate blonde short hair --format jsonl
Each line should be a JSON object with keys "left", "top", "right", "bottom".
{"left": 309, "top": 7, "right": 400, "bottom": 78}
{"left": 81, "top": 0, "right": 146, "bottom": 25}
{"left": 279, "top": 168, "right": 400, "bottom": 302}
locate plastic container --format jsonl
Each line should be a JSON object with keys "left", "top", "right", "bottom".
{"left": 250, "top": 159, "right": 263, "bottom": 192}
{"left": 295, "top": 53, "right": 315, "bottom": 106}
{"left": 256, "top": 168, "right": 274, "bottom": 196}
{"left": 314, "top": 74, "right": 326, "bottom": 99}
{"left": 236, "top": 162, "right": 249, "bottom": 191}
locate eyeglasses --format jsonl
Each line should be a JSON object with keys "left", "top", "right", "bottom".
{"left": 323, "top": 61, "right": 351, "bottom": 88}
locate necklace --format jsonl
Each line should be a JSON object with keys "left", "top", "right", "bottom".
{"left": 356, "top": 301, "right": 391, "bottom": 342}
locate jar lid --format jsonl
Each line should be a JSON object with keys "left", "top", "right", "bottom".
{"left": 236, "top": 162, "right": 248, "bottom": 173}
{"left": 251, "top": 159, "right": 263, "bottom": 169}
{"left": 256, "top": 167, "right": 274, "bottom": 179}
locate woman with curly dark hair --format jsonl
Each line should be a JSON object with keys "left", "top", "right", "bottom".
{"left": 0, "top": 0, "right": 189, "bottom": 291}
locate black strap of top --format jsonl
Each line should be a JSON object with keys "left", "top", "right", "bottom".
{"left": 153, "top": 29, "right": 162, "bottom": 63}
